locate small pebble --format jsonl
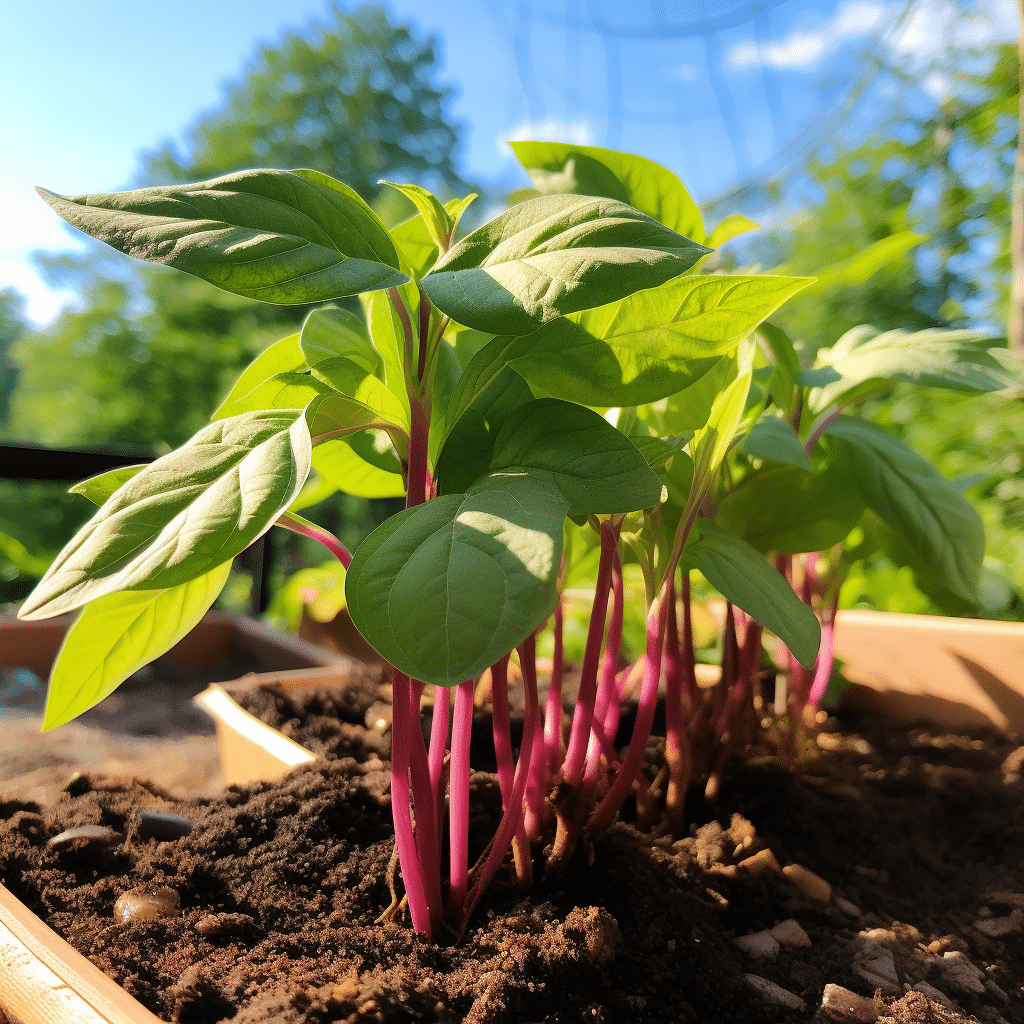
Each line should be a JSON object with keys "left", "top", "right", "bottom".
{"left": 195, "top": 912, "right": 254, "bottom": 937}
{"left": 782, "top": 863, "right": 831, "bottom": 903}
{"left": 972, "top": 911, "right": 1022, "bottom": 938}
{"left": 134, "top": 810, "right": 194, "bottom": 841}
{"left": 114, "top": 886, "right": 181, "bottom": 924}
{"left": 745, "top": 974, "right": 806, "bottom": 1010}
{"left": 834, "top": 897, "right": 862, "bottom": 918}
{"left": 736, "top": 848, "right": 781, "bottom": 876}
{"left": 853, "top": 941, "right": 900, "bottom": 995}
{"left": 732, "top": 931, "right": 779, "bottom": 959}
{"left": 911, "top": 982, "right": 955, "bottom": 1010}
{"left": 769, "top": 919, "right": 811, "bottom": 948}
{"left": 47, "top": 824, "right": 122, "bottom": 849}
{"left": 937, "top": 951, "right": 985, "bottom": 995}
{"left": 981, "top": 891, "right": 1024, "bottom": 909}
{"left": 820, "top": 983, "right": 878, "bottom": 1023}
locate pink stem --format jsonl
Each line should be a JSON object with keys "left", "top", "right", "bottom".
{"left": 562, "top": 521, "right": 618, "bottom": 786}
{"left": 585, "top": 589, "right": 669, "bottom": 841}
{"left": 274, "top": 514, "right": 352, "bottom": 568}
{"left": 585, "top": 548, "right": 624, "bottom": 788}
{"left": 461, "top": 634, "right": 541, "bottom": 927}
{"left": 389, "top": 671, "right": 431, "bottom": 935}
{"left": 806, "top": 590, "right": 840, "bottom": 712}
{"left": 680, "top": 571, "right": 700, "bottom": 711}
{"left": 544, "top": 602, "right": 565, "bottom": 772}
{"left": 406, "top": 680, "right": 442, "bottom": 933}
{"left": 664, "top": 575, "right": 686, "bottom": 767}
{"left": 490, "top": 655, "right": 515, "bottom": 804}
{"left": 447, "top": 678, "right": 475, "bottom": 916}
{"left": 428, "top": 684, "right": 451, "bottom": 849}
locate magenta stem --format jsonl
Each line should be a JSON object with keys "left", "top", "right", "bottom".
{"left": 389, "top": 671, "right": 431, "bottom": 935}
{"left": 490, "top": 655, "right": 515, "bottom": 805}
{"left": 274, "top": 514, "right": 352, "bottom": 568}
{"left": 462, "top": 633, "right": 541, "bottom": 927}
{"left": 664, "top": 575, "right": 686, "bottom": 766}
{"left": 806, "top": 589, "right": 840, "bottom": 712}
{"left": 447, "top": 678, "right": 475, "bottom": 914}
{"left": 544, "top": 602, "right": 565, "bottom": 773}
{"left": 562, "top": 521, "right": 618, "bottom": 785}
{"left": 585, "top": 547, "right": 624, "bottom": 788}
{"left": 585, "top": 588, "right": 669, "bottom": 840}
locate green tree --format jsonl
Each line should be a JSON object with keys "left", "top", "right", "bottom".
{"left": 144, "top": 3, "right": 464, "bottom": 201}
{"left": 0, "top": 289, "right": 26, "bottom": 428}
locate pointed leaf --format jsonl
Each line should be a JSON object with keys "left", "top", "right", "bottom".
{"left": 19, "top": 409, "right": 311, "bottom": 619}
{"left": 71, "top": 465, "right": 147, "bottom": 505}
{"left": 685, "top": 520, "right": 820, "bottom": 669}
{"left": 490, "top": 399, "right": 663, "bottom": 515}
{"left": 214, "top": 372, "right": 334, "bottom": 420}
{"left": 309, "top": 357, "right": 410, "bottom": 432}
{"left": 509, "top": 141, "right": 706, "bottom": 242}
{"left": 422, "top": 194, "right": 710, "bottom": 335}
{"left": 312, "top": 435, "right": 405, "bottom": 499}
{"left": 346, "top": 474, "right": 567, "bottom": 687}
{"left": 37, "top": 169, "right": 408, "bottom": 303}
{"left": 825, "top": 416, "right": 984, "bottom": 603}
{"left": 42, "top": 561, "right": 232, "bottom": 730}
{"left": 507, "top": 275, "right": 811, "bottom": 406}
{"left": 742, "top": 417, "right": 813, "bottom": 471}
{"left": 212, "top": 333, "right": 307, "bottom": 419}
{"left": 707, "top": 213, "right": 760, "bottom": 248}
{"left": 380, "top": 181, "right": 453, "bottom": 251}
{"left": 299, "top": 305, "right": 383, "bottom": 377}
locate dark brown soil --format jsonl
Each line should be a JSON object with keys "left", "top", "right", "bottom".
{"left": 1, "top": 681, "right": 1022, "bottom": 1024}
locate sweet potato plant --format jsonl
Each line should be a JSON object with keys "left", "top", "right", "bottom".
{"left": 21, "top": 142, "right": 1016, "bottom": 940}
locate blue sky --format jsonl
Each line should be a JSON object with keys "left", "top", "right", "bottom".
{"left": 3, "top": 0, "right": 1016, "bottom": 324}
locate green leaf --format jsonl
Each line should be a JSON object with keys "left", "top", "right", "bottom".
{"left": 390, "top": 196, "right": 480, "bottom": 281}
{"left": 509, "top": 141, "right": 706, "bottom": 242}
{"left": 309, "top": 356, "right": 410, "bottom": 432}
{"left": 346, "top": 474, "right": 567, "bottom": 687}
{"left": 435, "top": 408, "right": 494, "bottom": 496}
{"left": 811, "top": 327, "right": 1014, "bottom": 409}
{"left": 715, "top": 463, "right": 865, "bottom": 554}
{"left": 363, "top": 285, "right": 415, "bottom": 402}
{"left": 299, "top": 305, "right": 383, "bottom": 377}
{"left": 685, "top": 520, "right": 820, "bottom": 669}
{"left": 825, "top": 416, "right": 985, "bottom": 603}
{"left": 441, "top": 334, "right": 521, "bottom": 447}
{"left": 489, "top": 399, "right": 663, "bottom": 515}
{"left": 312, "top": 434, "right": 405, "bottom": 499}
{"left": 213, "top": 372, "right": 334, "bottom": 420}
{"left": 71, "top": 464, "right": 148, "bottom": 505}
{"left": 506, "top": 275, "right": 812, "bottom": 406}
{"left": 37, "top": 168, "right": 408, "bottom": 303}
{"left": 689, "top": 359, "right": 753, "bottom": 507}
{"left": 421, "top": 194, "right": 710, "bottom": 335}
{"left": 706, "top": 213, "right": 760, "bottom": 248}
{"left": 742, "top": 417, "right": 813, "bottom": 472}
{"left": 380, "top": 181, "right": 453, "bottom": 251}
{"left": 42, "top": 561, "right": 232, "bottom": 730}
{"left": 795, "top": 231, "right": 924, "bottom": 293}
{"left": 212, "top": 333, "right": 307, "bottom": 420}
{"left": 19, "top": 409, "right": 312, "bottom": 619}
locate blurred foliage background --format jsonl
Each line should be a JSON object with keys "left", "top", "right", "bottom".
{"left": 1, "top": 1, "right": 1021, "bottom": 626}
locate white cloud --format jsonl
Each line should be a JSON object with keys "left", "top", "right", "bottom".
{"left": 0, "top": 259, "right": 74, "bottom": 327}
{"left": 887, "top": 0, "right": 1019, "bottom": 65}
{"left": 729, "top": 1, "right": 886, "bottom": 70}
{"left": 498, "top": 118, "right": 596, "bottom": 157}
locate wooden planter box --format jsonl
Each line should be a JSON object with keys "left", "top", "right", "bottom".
{"left": 3, "top": 608, "right": 1023, "bottom": 1023}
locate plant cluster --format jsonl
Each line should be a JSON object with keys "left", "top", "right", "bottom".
{"left": 21, "top": 143, "right": 1019, "bottom": 941}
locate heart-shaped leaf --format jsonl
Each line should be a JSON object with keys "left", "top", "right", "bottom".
{"left": 685, "top": 520, "right": 821, "bottom": 669}
{"left": 346, "top": 474, "right": 567, "bottom": 687}
{"left": 37, "top": 168, "right": 407, "bottom": 303}
{"left": 490, "top": 399, "right": 663, "bottom": 515}
{"left": 421, "top": 194, "right": 710, "bottom": 335}
{"left": 19, "top": 409, "right": 311, "bottom": 619}
{"left": 42, "top": 561, "right": 232, "bottom": 730}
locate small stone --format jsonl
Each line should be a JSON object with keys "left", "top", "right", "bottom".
{"left": 973, "top": 911, "right": 1022, "bottom": 938}
{"left": 853, "top": 941, "right": 900, "bottom": 995}
{"left": 732, "top": 931, "right": 780, "bottom": 959}
{"left": 984, "top": 980, "right": 1010, "bottom": 1004}
{"left": 47, "top": 824, "right": 122, "bottom": 849}
{"left": 134, "top": 810, "right": 194, "bottom": 841}
{"left": 911, "top": 982, "right": 955, "bottom": 1010}
{"left": 745, "top": 974, "right": 806, "bottom": 1010}
{"left": 820, "top": 983, "right": 878, "bottom": 1023}
{"left": 195, "top": 912, "right": 254, "bottom": 937}
{"left": 937, "top": 951, "right": 985, "bottom": 995}
{"left": 114, "top": 885, "right": 181, "bottom": 924}
{"left": 783, "top": 863, "right": 832, "bottom": 903}
{"left": 769, "top": 919, "right": 811, "bottom": 948}
{"left": 737, "top": 848, "right": 782, "bottom": 876}
{"left": 834, "top": 897, "right": 862, "bottom": 918}
{"left": 858, "top": 927, "right": 896, "bottom": 947}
